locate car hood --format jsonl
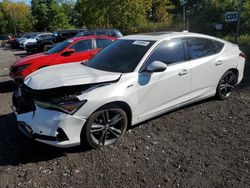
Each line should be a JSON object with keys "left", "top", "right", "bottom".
{"left": 23, "top": 39, "right": 36, "bottom": 44}
{"left": 24, "top": 63, "right": 121, "bottom": 90}
{"left": 13, "top": 53, "right": 55, "bottom": 67}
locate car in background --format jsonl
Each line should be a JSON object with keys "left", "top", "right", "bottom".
{"left": 10, "top": 33, "right": 32, "bottom": 48}
{"left": 10, "top": 35, "right": 116, "bottom": 82}
{"left": 23, "top": 33, "right": 53, "bottom": 51}
{"left": 19, "top": 33, "right": 53, "bottom": 49}
{"left": 26, "top": 34, "right": 55, "bottom": 53}
{"left": 53, "top": 29, "right": 87, "bottom": 43}
{"left": 25, "top": 29, "right": 88, "bottom": 54}
{"left": 75, "top": 29, "right": 123, "bottom": 38}
{"left": 15, "top": 32, "right": 245, "bottom": 148}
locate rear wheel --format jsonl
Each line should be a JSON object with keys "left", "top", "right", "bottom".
{"left": 216, "top": 70, "right": 237, "bottom": 100}
{"left": 81, "top": 106, "right": 128, "bottom": 149}
{"left": 43, "top": 44, "right": 51, "bottom": 52}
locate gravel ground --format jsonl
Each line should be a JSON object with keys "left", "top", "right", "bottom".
{"left": 0, "top": 46, "right": 249, "bottom": 188}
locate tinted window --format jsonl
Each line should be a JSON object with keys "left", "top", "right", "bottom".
{"left": 87, "top": 40, "right": 155, "bottom": 73}
{"left": 96, "top": 31, "right": 107, "bottom": 36}
{"left": 213, "top": 40, "right": 224, "bottom": 53}
{"left": 110, "top": 31, "right": 117, "bottom": 37}
{"left": 74, "top": 31, "right": 87, "bottom": 38}
{"left": 185, "top": 38, "right": 216, "bottom": 59}
{"left": 70, "top": 39, "right": 92, "bottom": 52}
{"left": 96, "top": 39, "right": 113, "bottom": 49}
{"left": 84, "top": 31, "right": 96, "bottom": 36}
{"left": 38, "top": 34, "right": 49, "bottom": 39}
{"left": 46, "top": 40, "right": 73, "bottom": 54}
{"left": 145, "top": 38, "right": 185, "bottom": 65}
{"left": 29, "top": 34, "right": 38, "bottom": 39}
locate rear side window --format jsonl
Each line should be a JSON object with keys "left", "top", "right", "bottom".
{"left": 110, "top": 31, "right": 117, "bottom": 37}
{"left": 70, "top": 39, "right": 92, "bottom": 52}
{"left": 96, "top": 39, "right": 113, "bottom": 49}
{"left": 213, "top": 40, "right": 224, "bottom": 53}
{"left": 185, "top": 38, "right": 216, "bottom": 59}
{"left": 96, "top": 31, "right": 107, "bottom": 36}
{"left": 145, "top": 38, "right": 185, "bottom": 65}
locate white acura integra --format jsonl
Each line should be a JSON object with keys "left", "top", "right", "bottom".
{"left": 16, "top": 32, "right": 246, "bottom": 148}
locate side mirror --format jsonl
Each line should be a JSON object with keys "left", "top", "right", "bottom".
{"left": 145, "top": 61, "right": 167, "bottom": 73}
{"left": 61, "top": 49, "right": 75, "bottom": 56}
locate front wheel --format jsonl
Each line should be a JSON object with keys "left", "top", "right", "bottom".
{"left": 81, "top": 106, "right": 128, "bottom": 149}
{"left": 216, "top": 70, "right": 237, "bottom": 100}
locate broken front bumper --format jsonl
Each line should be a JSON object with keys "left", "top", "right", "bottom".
{"left": 16, "top": 104, "right": 86, "bottom": 148}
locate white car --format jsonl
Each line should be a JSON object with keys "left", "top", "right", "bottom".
{"left": 16, "top": 32, "right": 246, "bottom": 148}
{"left": 19, "top": 33, "right": 52, "bottom": 48}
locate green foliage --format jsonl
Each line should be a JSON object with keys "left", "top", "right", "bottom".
{"left": 0, "top": 0, "right": 249, "bottom": 37}
{"left": 74, "top": 0, "right": 175, "bottom": 34}
{"left": 150, "top": 0, "right": 175, "bottom": 22}
{"left": 59, "top": 0, "right": 77, "bottom": 26}
{"left": 0, "top": 0, "right": 33, "bottom": 34}
{"left": 176, "top": 0, "right": 250, "bottom": 36}
{"left": 31, "top": 0, "right": 72, "bottom": 31}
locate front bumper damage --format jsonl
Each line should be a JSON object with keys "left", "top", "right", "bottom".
{"left": 16, "top": 104, "right": 86, "bottom": 148}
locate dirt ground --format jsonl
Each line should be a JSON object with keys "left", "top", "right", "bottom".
{"left": 0, "top": 46, "right": 249, "bottom": 188}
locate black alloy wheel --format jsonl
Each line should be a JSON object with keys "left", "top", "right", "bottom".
{"left": 82, "top": 106, "right": 128, "bottom": 148}
{"left": 217, "top": 70, "right": 237, "bottom": 100}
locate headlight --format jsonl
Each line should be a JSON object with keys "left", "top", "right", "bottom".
{"left": 14, "top": 64, "right": 31, "bottom": 72}
{"left": 36, "top": 98, "right": 87, "bottom": 114}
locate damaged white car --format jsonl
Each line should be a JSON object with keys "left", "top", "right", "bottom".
{"left": 15, "top": 32, "right": 246, "bottom": 148}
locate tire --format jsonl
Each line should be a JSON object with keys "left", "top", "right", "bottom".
{"left": 43, "top": 44, "right": 51, "bottom": 52}
{"left": 81, "top": 105, "right": 128, "bottom": 149}
{"left": 216, "top": 70, "right": 237, "bottom": 100}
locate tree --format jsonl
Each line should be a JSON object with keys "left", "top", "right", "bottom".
{"left": 173, "top": 0, "right": 250, "bottom": 35}
{"left": 74, "top": 0, "right": 175, "bottom": 34}
{"left": 31, "top": 0, "right": 71, "bottom": 31}
{"left": 59, "top": 0, "right": 78, "bottom": 26}
{"left": 150, "top": 0, "right": 175, "bottom": 23}
{"left": 0, "top": 0, "right": 33, "bottom": 34}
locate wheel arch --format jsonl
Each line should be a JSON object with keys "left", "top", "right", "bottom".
{"left": 93, "top": 101, "right": 133, "bottom": 127}
{"left": 226, "top": 68, "right": 239, "bottom": 81}
{"left": 79, "top": 100, "right": 133, "bottom": 147}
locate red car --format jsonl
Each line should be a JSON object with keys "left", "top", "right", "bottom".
{"left": 10, "top": 36, "right": 116, "bottom": 82}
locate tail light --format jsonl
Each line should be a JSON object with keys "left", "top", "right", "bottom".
{"left": 239, "top": 52, "right": 246, "bottom": 59}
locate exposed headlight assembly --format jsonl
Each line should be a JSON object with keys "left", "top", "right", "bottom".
{"left": 36, "top": 98, "right": 87, "bottom": 114}
{"left": 16, "top": 64, "right": 31, "bottom": 71}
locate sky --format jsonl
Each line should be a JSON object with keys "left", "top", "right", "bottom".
{"left": 2, "top": 0, "right": 31, "bottom": 5}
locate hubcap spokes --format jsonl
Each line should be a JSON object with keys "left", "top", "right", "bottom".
{"left": 220, "top": 73, "right": 236, "bottom": 97}
{"left": 90, "top": 110, "right": 124, "bottom": 146}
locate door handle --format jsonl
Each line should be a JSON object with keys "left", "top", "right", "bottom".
{"left": 215, "top": 60, "right": 224, "bottom": 66}
{"left": 178, "top": 69, "right": 190, "bottom": 76}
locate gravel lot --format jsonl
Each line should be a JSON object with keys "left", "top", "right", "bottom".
{"left": 0, "top": 46, "right": 249, "bottom": 188}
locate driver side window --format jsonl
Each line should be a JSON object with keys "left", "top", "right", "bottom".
{"left": 70, "top": 39, "right": 92, "bottom": 52}
{"left": 145, "top": 38, "right": 185, "bottom": 66}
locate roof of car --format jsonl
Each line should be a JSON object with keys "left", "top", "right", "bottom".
{"left": 122, "top": 31, "right": 222, "bottom": 42}
{"left": 70, "top": 35, "right": 117, "bottom": 42}
{"left": 86, "top": 29, "right": 119, "bottom": 32}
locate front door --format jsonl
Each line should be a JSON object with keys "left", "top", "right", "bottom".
{"left": 137, "top": 38, "right": 192, "bottom": 120}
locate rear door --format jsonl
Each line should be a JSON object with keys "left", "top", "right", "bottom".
{"left": 183, "top": 37, "right": 225, "bottom": 99}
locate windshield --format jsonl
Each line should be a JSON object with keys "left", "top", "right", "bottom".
{"left": 29, "top": 33, "right": 39, "bottom": 39}
{"left": 46, "top": 40, "right": 73, "bottom": 54}
{"left": 74, "top": 31, "right": 87, "bottom": 38}
{"left": 87, "top": 40, "right": 155, "bottom": 73}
